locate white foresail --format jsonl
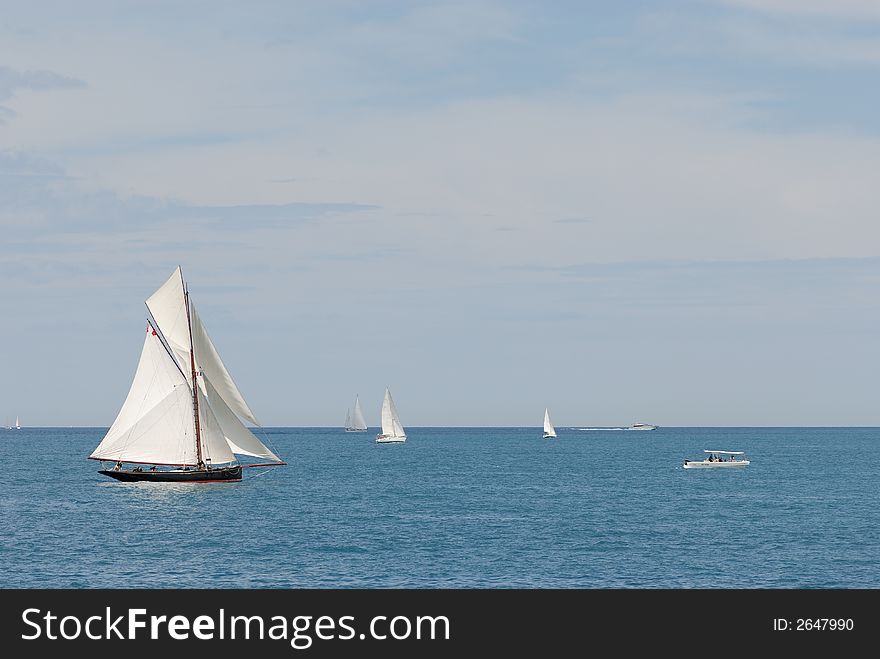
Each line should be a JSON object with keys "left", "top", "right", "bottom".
{"left": 381, "top": 388, "right": 405, "bottom": 438}
{"left": 352, "top": 396, "right": 367, "bottom": 430}
{"left": 91, "top": 327, "right": 200, "bottom": 465}
{"left": 189, "top": 303, "right": 260, "bottom": 426}
{"left": 345, "top": 409, "right": 351, "bottom": 429}
{"left": 201, "top": 374, "right": 280, "bottom": 461}
{"left": 196, "top": 384, "right": 238, "bottom": 465}
{"left": 544, "top": 408, "right": 556, "bottom": 436}
{"left": 391, "top": 403, "right": 405, "bottom": 437}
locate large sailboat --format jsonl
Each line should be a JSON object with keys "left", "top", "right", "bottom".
{"left": 90, "top": 267, "right": 286, "bottom": 482}
{"left": 543, "top": 408, "right": 557, "bottom": 439}
{"left": 345, "top": 395, "right": 368, "bottom": 432}
{"left": 376, "top": 387, "right": 406, "bottom": 443}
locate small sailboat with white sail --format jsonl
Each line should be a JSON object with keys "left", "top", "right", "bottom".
{"left": 90, "top": 267, "right": 286, "bottom": 482}
{"left": 376, "top": 387, "right": 406, "bottom": 443}
{"left": 543, "top": 408, "right": 557, "bottom": 439}
{"left": 14, "top": 416, "right": 21, "bottom": 430}
{"left": 345, "top": 395, "right": 368, "bottom": 432}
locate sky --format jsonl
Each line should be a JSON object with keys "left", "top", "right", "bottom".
{"left": 2, "top": 0, "right": 880, "bottom": 427}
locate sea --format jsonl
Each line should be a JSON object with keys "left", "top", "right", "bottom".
{"left": 1, "top": 426, "right": 877, "bottom": 588}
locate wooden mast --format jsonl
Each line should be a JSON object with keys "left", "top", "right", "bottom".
{"left": 184, "top": 279, "right": 205, "bottom": 470}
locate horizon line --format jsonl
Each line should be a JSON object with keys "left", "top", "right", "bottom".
{"left": 8, "top": 425, "right": 880, "bottom": 430}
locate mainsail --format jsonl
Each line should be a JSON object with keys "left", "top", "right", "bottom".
{"left": 91, "top": 267, "right": 281, "bottom": 468}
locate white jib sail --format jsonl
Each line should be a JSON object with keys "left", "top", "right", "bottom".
{"left": 189, "top": 303, "right": 260, "bottom": 426}
{"left": 351, "top": 396, "right": 367, "bottom": 430}
{"left": 544, "top": 408, "right": 556, "bottom": 436}
{"left": 91, "top": 327, "right": 200, "bottom": 465}
{"left": 200, "top": 374, "right": 280, "bottom": 461}
{"left": 345, "top": 409, "right": 351, "bottom": 428}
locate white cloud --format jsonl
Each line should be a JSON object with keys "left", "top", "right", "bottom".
{"left": 0, "top": 65, "right": 86, "bottom": 102}
{"left": 720, "top": 18, "right": 880, "bottom": 66}
{"left": 720, "top": 0, "right": 880, "bottom": 20}
{"left": 710, "top": 0, "right": 880, "bottom": 66}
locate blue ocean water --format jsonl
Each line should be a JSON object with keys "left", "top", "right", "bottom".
{"left": 1, "top": 426, "right": 877, "bottom": 588}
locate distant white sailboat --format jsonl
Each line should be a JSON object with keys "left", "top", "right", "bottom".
{"left": 543, "top": 408, "right": 556, "bottom": 439}
{"left": 345, "top": 395, "right": 368, "bottom": 432}
{"left": 14, "top": 416, "right": 21, "bottom": 430}
{"left": 376, "top": 387, "right": 406, "bottom": 443}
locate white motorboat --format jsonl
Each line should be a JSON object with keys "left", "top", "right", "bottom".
{"left": 683, "top": 450, "right": 749, "bottom": 469}
{"left": 628, "top": 423, "right": 657, "bottom": 431}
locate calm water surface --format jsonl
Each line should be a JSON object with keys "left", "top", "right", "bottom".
{"left": 1, "top": 427, "right": 877, "bottom": 588}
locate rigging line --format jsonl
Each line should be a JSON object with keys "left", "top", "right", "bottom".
{"left": 252, "top": 423, "right": 285, "bottom": 463}
{"left": 146, "top": 309, "right": 190, "bottom": 383}
{"left": 249, "top": 467, "right": 277, "bottom": 479}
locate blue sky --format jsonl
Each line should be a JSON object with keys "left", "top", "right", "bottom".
{"left": 2, "top": 1, "right": 880, "bottom": 426}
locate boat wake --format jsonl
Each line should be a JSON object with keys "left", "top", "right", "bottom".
{"left": 570, "top": 427, "right": 626, "bottom": 431}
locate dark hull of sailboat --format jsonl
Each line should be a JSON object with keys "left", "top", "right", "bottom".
{"left": 98, "top": 466, "right": 242, "bottom": 483}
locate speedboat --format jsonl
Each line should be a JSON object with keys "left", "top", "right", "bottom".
{"left": 628, "top": 423, "right": 657, "bottom": 431}
{"left": 683, "top": 450, "right": 749, "bottom": 469}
